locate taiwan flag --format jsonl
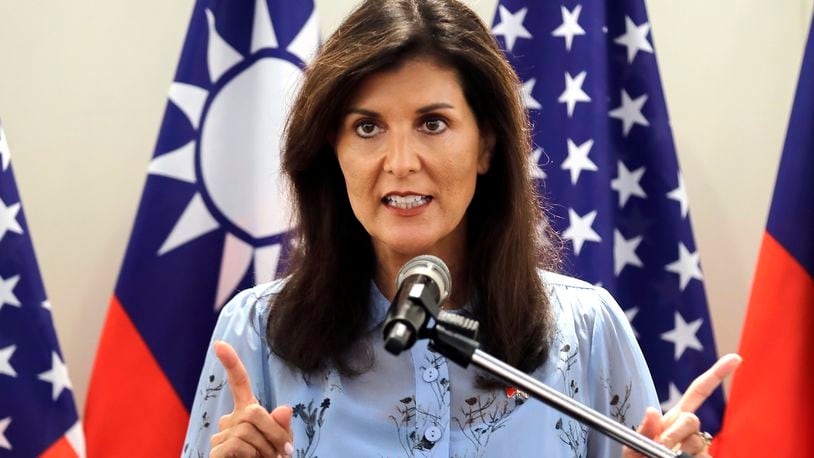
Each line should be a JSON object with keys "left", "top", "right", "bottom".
{"left": 83, "top": 1, "right": 319, "bottom": 455}
{"left": 711, "top": 12, "right": 814, "bottom": 458}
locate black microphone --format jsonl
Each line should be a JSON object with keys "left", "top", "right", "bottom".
{"left": 382, "top": 255, "right": 451, "bottom": 355}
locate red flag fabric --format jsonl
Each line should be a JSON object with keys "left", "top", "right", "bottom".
{"left": 711, "top": 13, "right": 814, "bottom": 458}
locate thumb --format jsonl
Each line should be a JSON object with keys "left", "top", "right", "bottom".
{"left": 271, "top": 405, "right": 294, "bottom": 436}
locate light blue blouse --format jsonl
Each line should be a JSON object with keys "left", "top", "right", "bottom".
{"left": 182, "top": 272, "right": 659, "bottom": 457}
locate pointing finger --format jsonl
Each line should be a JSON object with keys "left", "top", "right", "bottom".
{"left": 672, "top": 353, "right": 742, "bottom": 414}
{"left": 214, "top": 340, "right": 257, "bottom": 409}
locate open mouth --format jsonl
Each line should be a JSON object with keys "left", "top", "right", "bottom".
{"left": 382, "top": 194, "right": 432, "bottom": 209}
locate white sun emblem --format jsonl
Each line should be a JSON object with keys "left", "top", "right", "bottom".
{"left": 147, "top": 0, "right": 319, "bottom": 309}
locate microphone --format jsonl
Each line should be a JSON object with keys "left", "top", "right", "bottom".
{"left": 382, "top": 255, "right": 451, "bottom": 355}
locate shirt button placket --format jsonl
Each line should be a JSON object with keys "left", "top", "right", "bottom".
{"left": 410, "top": 340, "right": 450, "bottom": 457}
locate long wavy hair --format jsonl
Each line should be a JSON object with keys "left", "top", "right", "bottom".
{"left": 267, "top": 0, "right": 560, "bottom": 377}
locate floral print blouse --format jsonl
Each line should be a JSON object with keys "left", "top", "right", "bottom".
{"left": 182, "top": 272, "right": 659, "bottom": 457}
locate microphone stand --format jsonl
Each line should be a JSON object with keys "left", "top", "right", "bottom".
{"left": 422, "top": 315, "right": 692, "bottom": 458}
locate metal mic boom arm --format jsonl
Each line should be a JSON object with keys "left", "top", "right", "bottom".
{"left": 423, "top": 315, "right": 690, "bottom": 458}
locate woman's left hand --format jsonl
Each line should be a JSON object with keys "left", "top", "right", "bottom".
{"left": 623, "top": 353, "right": 742, "bottom": 458}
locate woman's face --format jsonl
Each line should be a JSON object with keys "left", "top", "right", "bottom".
{"left": 334, "top": 57, "right": 493, "bottom": 265}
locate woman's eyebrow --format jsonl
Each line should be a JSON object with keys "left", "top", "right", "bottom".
{"left": 345, "top": 103, "right": 454, "bottom": 117}
{"left": 346, "top": 107, "right": 380, "bottom": 117}
{"left": 416, "top": 102, "right": 454, "bottom": 113}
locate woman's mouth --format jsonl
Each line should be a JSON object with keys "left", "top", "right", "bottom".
{"left": 383, "top": 194, "right": 432, "bottom": 209}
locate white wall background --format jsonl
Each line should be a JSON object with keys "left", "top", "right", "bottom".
{"left": 0, "top": 0, "right": 811, "bottom": 413}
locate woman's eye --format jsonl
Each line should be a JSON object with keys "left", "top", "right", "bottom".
{"left": 355, "top": 121, "right": 381, "bottom": 138}
{"left": 421, "top": 118, "right": 448, "bottom": 134}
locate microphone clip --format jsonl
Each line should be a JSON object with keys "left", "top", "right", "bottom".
{"left": 428, "top": 311, "right": 480, "bottom": 367}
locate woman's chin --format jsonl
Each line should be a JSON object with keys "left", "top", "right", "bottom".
{"left": 375, "top": 235, "right": 442, "bottom": 260}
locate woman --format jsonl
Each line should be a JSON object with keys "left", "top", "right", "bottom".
{"left": 182, "top": 1, "right": 738, "bottom": 456}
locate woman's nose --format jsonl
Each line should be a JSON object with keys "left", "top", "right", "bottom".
{"left": 383, "top": 130, "right": 421, "bottom": 177}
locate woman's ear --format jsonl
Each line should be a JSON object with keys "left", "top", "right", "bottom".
{"left": 477, "top": 127, "right": 496, "bottom": 174}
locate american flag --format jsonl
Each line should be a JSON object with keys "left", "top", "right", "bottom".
{"left": 83, "top": 1, "right": 319, "bottom": 455}
{"left": 491, "top": 0, "right": 725, "bottom": 431}
{"left": 0, "top": 121, "right": 85, "bottom": 456}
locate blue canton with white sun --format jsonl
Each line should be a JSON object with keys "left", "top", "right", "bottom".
{"left": 116, "top": 0, "right": 319, "bottom": 409}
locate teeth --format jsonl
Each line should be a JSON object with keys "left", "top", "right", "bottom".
{"left": 385, "top": 195, "right": 430, "bottom": 209}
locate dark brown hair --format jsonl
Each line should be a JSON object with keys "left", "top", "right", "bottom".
{"left": 267, "top": 0, "right": 560, "bottom": 377}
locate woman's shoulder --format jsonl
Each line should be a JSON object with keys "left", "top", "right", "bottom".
{"left": 539, "top": 270, "right": 611, "bottom": 305}
{"left": 225, "top": 277, "right": 287, "bottom": 307}
{"left": 245, "top": 277, "right": 288, "bottom": 303}
{"left": 537, "top": 270, "right": 648, "bottom": 386}
{"left": 215, "top": 277, "right": 289, "bottom": 336}
{"left": 539, "top": 270, "right": 596, "bottom": 291}
{"left": 538, "top": 270, "right": 628, "bottom": 328}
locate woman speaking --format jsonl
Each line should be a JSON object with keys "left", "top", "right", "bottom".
{"left": 182, "top": 0, "right": 739, "bottom": 456}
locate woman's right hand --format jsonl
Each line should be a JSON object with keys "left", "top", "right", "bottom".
{"left": 209, "top": 340, "right": 294, "bottom": 458}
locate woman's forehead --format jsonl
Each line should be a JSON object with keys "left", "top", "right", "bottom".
{"left": 346, "top": 57, "right": 465, "bottom": 107}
